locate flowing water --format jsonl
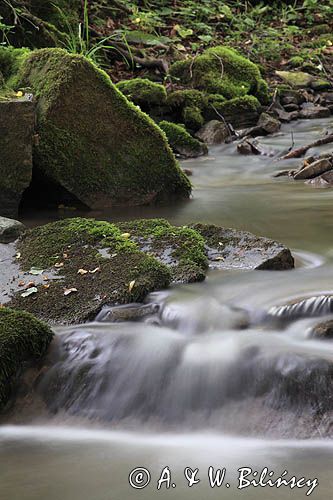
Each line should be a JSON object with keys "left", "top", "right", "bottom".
{"left": 2, "top": 118, "right": 333, "bottom": 499}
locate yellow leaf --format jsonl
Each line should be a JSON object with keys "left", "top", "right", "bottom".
{"left": 16, "top": 91, "right": 23, "bottom": 97}
{"left": 77, "top": 268, "right": 88, "bottom": 275}
{"left": 129, "top": 280, "right": 136, "bottom": 292}
{"left": 121, "top": 232, "right": 131, "bottom": 239}
{"left": 64, "top": 287, "right": 78, "bottom": 296}
{"left": 54, "top": 262, "right": 64, "bottom": 268}
{"left": 89, "top": 267, "right": 101, "bottom": 274}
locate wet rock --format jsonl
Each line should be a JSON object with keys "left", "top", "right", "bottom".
{"left": 274, "top": 108, "right": 299, "bottom": 122}
{"left": 0, "top": 217, "right": 25, "bottom": 243}
{"left": 305, "top": 170, "right": 333, "bottom": 188}
{"left": 191, "top": 224, "right": 294, "bottom": 271}
{"left": 14, "top": 48, "right": 190, "bottom": 208}
{"left": 0, "top": 97, "right": 35, "bottom": 217}
{"left": 182, "top": 168, "right": 193, "bottom": 177}
{"left": 257, "top": 112, "right": 281, "bottom": 134}
{"left": 96, "top": 303, "right": 159, "bottom": 323}
{"left": 298, "top": 106, "right": 331, "bottom": 119}
{"left": 311, "top": 320, "right": 333, "bottom": 340}
{"left": 237, "top": 138, "right": 275, "bottom": 156}
{"left": 268, "top": 295, "right": 333, "bottom": 321}
{"left": 195, "top": 120, "right": 230, "bottom": 145}
{"left": 293, "top": 158, "right": 332, "bottom": 180}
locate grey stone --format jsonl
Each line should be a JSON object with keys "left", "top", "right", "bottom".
{"left": 257, "top": 112, "right": 281, "bottom": 134}
{"left": 195, "top": 120, "right": 230, "bottom": 145}
{"left": 311, "top": 320, "right": 333, "bottom": 339}
{"left": 298, "top": 106, "right": 331, "bottom": 119}
{"left": 0, "top": 216, "right": 25, "bottom": 243}
{"left": 191, "top": 224, "right": 294, "bottom": 271}
{"left": 305, "top": 170, "right": 333, "bottom": 188}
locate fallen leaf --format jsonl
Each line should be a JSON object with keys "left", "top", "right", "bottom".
{"left": 54, "top": 262, "right": 64, "bottom": 268}
{"left": 15, "top": 252, "right": 21, "bottom": 260}
{"left": 21, "top": 287, "right": 38, "bottom": 298}
{"left": 111, "top": 253, "right": 117, "bottom": 258}
{"left": 63, "top": 253, "right": 69, "bottom": 259}
{"left": 26, "top": 281, "right": 36, "bottom": 288}
{"left": 18, "top": 280, "right": 25, "bottom": 287}
{"left": 43, "top": 276, "right": 49, "bottom": 281}
{"left": 128, "top": 280, "right": 136, "bottom": 292}
{"left": 121, "top": 233, "right": 131, "bottom": 239}
{"left": 64, "top": 287, "right": 78, "bottom": 296}
{"left": 89, "top": 267, "right": 101, "bottom": 274}
{"left": 29, "top": 267, "right": 44, "bottom": 275}
{"left": 43, "top": 284, "right": 50, "bottom": 289}
{"left": 77, "top": 268, "right": 88, "bottom": 275}
{"left": 16, "top": 91, "right": 23, "bottom": 97}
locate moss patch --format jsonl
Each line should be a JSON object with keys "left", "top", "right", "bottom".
{"left": 170, "top": 46, "right": 269, "bottom": 104}
{"left": 9, "top": 218, "right": 172, "bottom": 324}
{"left": 159, "top": 120, "right": 207, "bottom": 158}
{"left": 0, "top": 307, "right": 53, "bottom": 411}
{"left": 3, "top": 47, "right": 191, "bottom": 208}
{"left": 117, "top": 218, "right": 208, "bottom": 283}
{"left": 116, "top": 78, "right": 167, "bottom": 109}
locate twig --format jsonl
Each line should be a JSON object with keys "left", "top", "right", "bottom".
{"left": 210, "top": 104, "right": 233, "bottom": 138}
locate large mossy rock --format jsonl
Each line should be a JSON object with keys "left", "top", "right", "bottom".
{"left": 0, "top": 307, "right": 53, "bottom": 411}
{"left": 9, "top": 218, "right": 173, "bottom": 324}
{"left": 170, "top": 46, "right": 269, "bottom": 104}
{"left": 4, "top": 217, "right": 294, "bottom": 324}
{"left": 0, "top": 95, "right": 35, "bottom": 218}
{"left": 11, "top": 48, "right": 190, "bottom": 208}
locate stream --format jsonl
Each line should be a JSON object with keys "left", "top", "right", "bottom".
{"left": 1, "top": 117, "right": 333, "bottom": 499}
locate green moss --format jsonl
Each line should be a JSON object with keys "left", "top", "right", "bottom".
{"left": 117, "top": 218, "right": 208, "bottom": 283}
{"left": 170, "top": 46, "right": 269, "bottom": 104}
{"left": 10, "top": 218, "right": 172, "bottom": 324}
{"left": 289, "top": 56, "right": 304, "bottom": 68}
{"left": 0, "top": 47, "right": 30, "bottom": 89}
{"left": 159, "top": 120, "right": 207, "bottom": 158}
{"left": 116, "top": 78, "right": 167, "bottom": 109}
{"left": 203, "top": 95, "right": 261, "bottom": 127}
{"left": 0, "top": 307, "right": 53, "bottom": 410}
{"left": 182, "top": 106, "right": 204, "bottom": 131}
{"left": 7, "top": 48, "right": 190, "bottom": 206}
{"left": 167, "top": 89, "right": 206, "bottom": 109}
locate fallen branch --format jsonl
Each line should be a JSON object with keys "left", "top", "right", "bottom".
{"left": 281, "top": 133, "right": 333, "bottom": 160}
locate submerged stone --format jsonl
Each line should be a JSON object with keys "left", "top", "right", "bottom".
{"left": 11, "top": 48, "right": 190, "bottom": 208}
{"left": 311, "top": 320, "right": 333, "bottom": 340}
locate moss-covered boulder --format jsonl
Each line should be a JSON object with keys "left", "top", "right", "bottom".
{"left": 0, "top": 307, "right": 53, "bottom": 411}
{"left": 159, "top": 121, "right": 208, "bottom": 158}
{"left": 170, "top": 46, "right": 269, "bottom": 104}
{"left": 203, "top": 95, "right": 262, "bottom": 129}
{"left": 5, "top": 48, "right": 190, "bottom": 208}
{"left": 116, "top": 78, "right": 167, "bottom": 110}
{"left": 9, "top": 218, "right": 172, "bottom": 324}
